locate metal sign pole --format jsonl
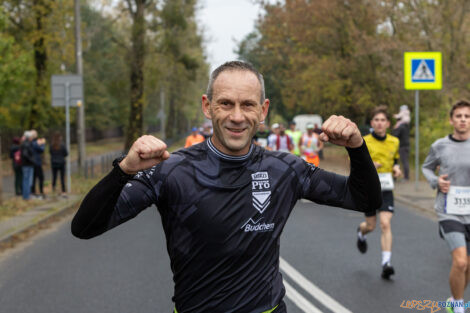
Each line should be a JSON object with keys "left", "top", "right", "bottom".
{"left": 404, "top": 52, "right": 441, "bottom": 190}
{"left": 415, "top": 90, "right": 419, "bottom": 190}
{"left": 65, "top": 82, "right": 72, "bottom": 194}
{"left": 159, "top": 88, "right": 166, "bottom": 140}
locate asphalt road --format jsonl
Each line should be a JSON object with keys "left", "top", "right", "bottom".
{"left": 0, "top": 200, "right": 468, "bottom": 313}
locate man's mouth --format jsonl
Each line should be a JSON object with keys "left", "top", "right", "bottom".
{"left": 226, "top": 127, "right": 246, "bottom": 134}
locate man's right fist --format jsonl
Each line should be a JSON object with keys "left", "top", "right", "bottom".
{"left": 119, "top": 135, "right": 170, "bottom": 175}
{"left": 438, "top": 174, "right": 450, "bottom": 194}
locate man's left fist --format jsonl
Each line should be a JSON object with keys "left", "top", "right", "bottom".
{"left": 319, "top": 115, "right": 363, "bottom": 148}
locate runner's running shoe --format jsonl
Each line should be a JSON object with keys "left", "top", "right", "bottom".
{"left": 356, "top": 227, "right": 367, "bottom": 254}
{"left": 381, "top": 262, "right": 395, "bottom": 280}
{"left": 445, "top": 297, "right": 454, "bottom": 313}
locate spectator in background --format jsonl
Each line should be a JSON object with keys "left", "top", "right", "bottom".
{"left": 299, "top": 123, "right": 322, "bottom": 166}
{"left": 394, "top": 104, "right": 411, "bottom": 125}
{"left": 30, "top": 129, "right": 46, "bottom": 199}
{"left": 20, "top": 131, "right": 35, "bottom": 200}
{"left": 50, "top": 132, "right": 68, "bottom": 196}
{"left": 184, "top": 127, "right": 205, "bottom": 148}
{"left": 313, "top": 123, "right": 322, "bottom": 135}
{"left": 273, "top": 124, "right": 293, "bottom": 153}
{"left": 392, "top": 105, "right": 411, "bottom": 180}
{"left": 285, "top": 121, "right": 302, "bottom": 157}
{"left": 201, "top": 123, "right": 213, "bottom": 140}
{"left": 267, "top": 123, "right": 280, "bottom": 151}
{"left": 253, "top": 122, "right": 270, "bottom": 148}
{"left": 9, "top": 137, "right": 22, "bottom": 196}
{"left": 313, "top": 123, "right": 324, "bottom": 160}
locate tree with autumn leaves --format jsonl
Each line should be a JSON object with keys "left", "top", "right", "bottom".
{"left": 239, "top": 0, "right": 470, "bottom": 158}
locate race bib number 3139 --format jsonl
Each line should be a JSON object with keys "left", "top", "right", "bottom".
{"left": 446, "top": 186, "right": 470, "bottom": 215}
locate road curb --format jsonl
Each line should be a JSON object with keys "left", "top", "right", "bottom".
{"left": 0, "top": 197, "right": 81, "bottom": 249}
{"left": 394, "top": 194, "right": 437, "bottom": 220}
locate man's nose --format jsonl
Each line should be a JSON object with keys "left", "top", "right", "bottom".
{"left": 230, "top": 105, "right": 244, "bottom": 123}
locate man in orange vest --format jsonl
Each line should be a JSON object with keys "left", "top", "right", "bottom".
{"left": 185, "top": 127, "right": 205, "bottom": 148}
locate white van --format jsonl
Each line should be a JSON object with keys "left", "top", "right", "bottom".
{"left": 293, "top": 114, "right": 323, "bottom": 132}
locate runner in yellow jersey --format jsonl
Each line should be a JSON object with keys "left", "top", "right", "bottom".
{"left": 286, "top": 121, "right": 302, "bottom": 156}
{"left": 356, "top": 106, "right": 401, "bottom": 279}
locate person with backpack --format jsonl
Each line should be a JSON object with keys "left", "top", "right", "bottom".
{"left": 9, "top": 137, "right": 22, "bottom": 196}
{"left": 30, "top": 129, "right": 46, "bottom": 199}
{"left": 20, "top": 131, "right": 35, "bottom": 200}
{"left": 50, "top": 132, "right": 68, "bottom": 196}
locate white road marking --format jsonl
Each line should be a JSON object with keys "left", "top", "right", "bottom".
{"left": 283, "top": 280, "right": 324, "bottom": 313}
{"left": 280, "top": 257, "right": 353, "bottom": 313}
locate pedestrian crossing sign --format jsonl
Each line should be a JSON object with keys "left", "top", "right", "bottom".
{"left": 404, "top": 52, "right": 442, "bottom": 90}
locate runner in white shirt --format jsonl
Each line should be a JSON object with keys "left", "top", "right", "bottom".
{"left": 275, "top": 124, "right": 293, "bottom": 152}
{"left": 267, "top": 123, "right": 279, "bottom": 151}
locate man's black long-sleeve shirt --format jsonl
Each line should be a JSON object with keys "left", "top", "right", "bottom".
{"left": 72, "top": 139, "right": 381, "bottom": 313}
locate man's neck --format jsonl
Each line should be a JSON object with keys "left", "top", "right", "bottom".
{"left": 210, "top": 136, "right": 250, "bottom": 156}
{"left": 373, "top": 130, "right": 387, "bottom": 137}
{"left": 452, "top": 130, "right": 470, "bottom": 141}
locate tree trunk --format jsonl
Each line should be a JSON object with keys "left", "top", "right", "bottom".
{"left": 30, "top": 0, "right": 48, "bottom": 132}
{"left": 125, "top": 0, "right": 146, "bottom": 150}
{"left": 165, "top": 94, "right": 176, "bottom": 139}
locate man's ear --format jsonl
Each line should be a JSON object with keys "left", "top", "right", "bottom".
{"left": 202, "top": 95, "right": 212, "bottom": 120}
{"left": 260, "top": 98, "right": 270, "bottom": 123}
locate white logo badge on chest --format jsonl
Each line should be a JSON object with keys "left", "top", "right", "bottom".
{"left": 251, "top": 171, "right": 271, "bottom": 213}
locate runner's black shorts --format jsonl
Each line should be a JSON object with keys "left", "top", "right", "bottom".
{"left": 365, "top": 190, "right": 394, "bottom": 217}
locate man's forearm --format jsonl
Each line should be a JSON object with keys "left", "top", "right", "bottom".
{"left": 346, "top": 141, "right": 382, "bottom": 214}
{"left": 422, "top": 165, "right": 438, "bottom": 189}
{"left": 422, "top": 151, "right": 439, "bottom": 189}
{"left": 71, "top": 167, "right": 130, "bottom": 239}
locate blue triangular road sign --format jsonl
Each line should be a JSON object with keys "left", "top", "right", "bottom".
{"left": 412, "top": 59, "right": 435, "bottom": 82}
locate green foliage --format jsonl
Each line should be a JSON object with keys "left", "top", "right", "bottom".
{"left": 415, "top": 101, "right": 453, "bottom": 162}
{"left": 149, "top": 0, "right": 209, "bottom": 139}
{"left": 0, "top": 9, "right": 35, "bottom": 130}
{"left": 81, "top": 4, "right": 129, "bottom": 131}
{"left": 1, "top": 0, "right": 208, "bottom": 146}
{"left": 1, "top": 0, "right": 77, "bottom": 132}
